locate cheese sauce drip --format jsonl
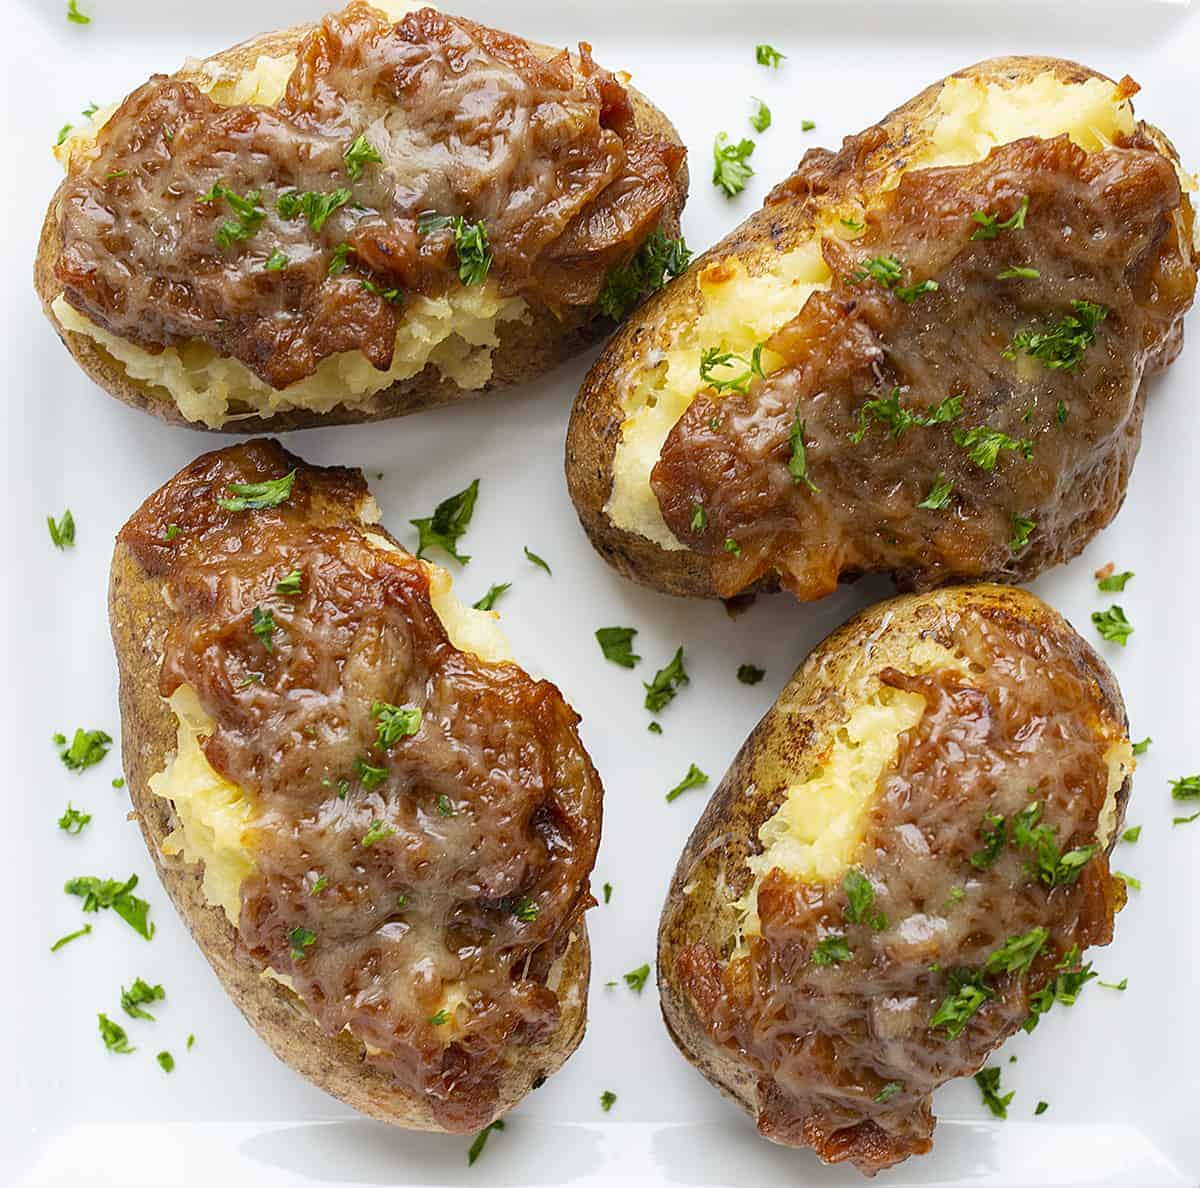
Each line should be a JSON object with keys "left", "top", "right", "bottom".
{"left": 675, "top": 605, "right": 1127, "bottom": 1174}
{"left": 55, "top": 3, "right": 684, "bottom": 389}
{"left": 120, "top": 440, "right": 602, "bottom": 1131}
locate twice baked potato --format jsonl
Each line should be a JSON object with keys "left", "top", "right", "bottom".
{"left": 568, "top": 57, "right": 1198, "bottom": 600}
{"left": 658, "top": 584, "right": 1132, "bottom": 1175}
{"left": 110, "top": 440, "right": 602, "bottom": 1132}
{"left": 37, "top": 1, "right": 688, "bottom": 430}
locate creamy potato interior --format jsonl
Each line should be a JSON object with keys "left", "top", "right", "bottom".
{"left": 736, "top": 637, "right": 1134, "bottom": 938}
{"left": 49, "top": 0, "right": 530, "bottom": 429}
{"left": 606, "top": 75, "right": 1143, "bottom": 548}
{"left": 149, "top": 535, "right": 511, "bottom": 932}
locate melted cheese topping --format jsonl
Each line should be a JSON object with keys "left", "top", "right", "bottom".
{"left": 149, "top": 543, "right": 511, "bottom": 927}
{"left": 49, "top": 1, "right": 532, "bottom": 428}
{"left": 607, "top": 75, "right": 1140, "bottom": 547}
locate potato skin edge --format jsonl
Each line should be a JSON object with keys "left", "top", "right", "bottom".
{"left": 35, "top": 20, "right": 689, "bottom": 433}
{"left": 566, "top": 54, "right": 1185, "bottom": 600}
{"left": 655, "top": 583, "right": 1131, "bottom": 1136}
{"left": 109, "top": 532, "right": 591, "bottom": 1131}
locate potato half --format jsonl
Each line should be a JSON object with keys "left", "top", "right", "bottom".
{"left": 110, "top": 440, "right": 602, "bottom": 1131}
{"left": 567, "top": 56, "right": 1198, "bottom": 599}
{"left": 658, "top": 584, "right": 1132, "bottom": 1175}
{"left": 37, "top": 2, "right": 688, "bottom": 430}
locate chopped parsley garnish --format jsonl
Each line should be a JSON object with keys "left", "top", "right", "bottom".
{"left": 603, "top": 883, "right": 613, "bottom": 904}
{"left": 371, "top": 701, "right": 421, "bottom": 749}
{"left": 57, "top": 803, "right": 92, "bottom": 835}
{"left": 1175, "top": 811, "right": 1200, "bottom": 826}
{"left": 1097, "top": 569, "right": 1134, "bottom": 593}
{"left": 699, "top": 343, "right": 765, "bottom": 394}
{"left": 165, "top": 524, "right": 180, "bottom": 541}
{"left": 930, "top": 968, "right": 991, "bottom": 1037}
{"left": 57, "top": 123, "right": 74, "bottom": 145}
{"left": 811, "top": 934, "right": 851, "bottom": 965}
{"left": 596, "top": 627, "right": 640, "bottom": 668}
{"left": 874, "top": 1082, "right": 903, "bottom": 1104}
{"left": 65, "top": 874, "right": 154, "bottom": 939}
{"left": 842, "top": 868, "right": 886, "bottom": 930}
{"left": 250, "top": 606, "right": 276, "bottom": 653}
{"left": 275, "top": 569, "right": 302, "bottom": 596}
{"left": 666, "top": 764, "right": 708, "bottom": 803}
{"left": 1023, "top": 945, "right": 1096, "bottom": 1031}
{"left": 690, "top": 504, "right": 708, "bottom": 533}
{"left": 1121, "top": 825, "right": 1142, "bottom": 844}
{"left": 896, "top": 279, "right": 939, "bottom": 303}
{"left": 157, "top": 1051, "right": 175, "bottom": 1073}
{"left": 98, "top": 1014, "right": 134, "bottom": 1054}
{"left": 327, "top": 242, "right": 354, "bottom": 275}
{"left": 197, "top": 184, "right": 266, "bottom": 249}
{"left": 121, "top": 977, "right": 165, "bottom": 1021}
{"left": 849, "top": 388, "right": 962, "bottom": 443}
{"left": 410, "top": 479, "right": 479, "bottom": 564}
{"left": 998, "top": 265, "right": 1040, "bottom": 280}
{"left": 788, "top": 407, "right": 819, "bottom": 492}
{"left": 67, "top": 1, "right": 90, "bottom": 25}
{"left": 801, "top": 119, "right": 816, "bottom": 132}
{"left": 218, "top": 469, "right": 296, "bottom": 511}
{"left": 970, "top": 195, "right": 1029, "bottom": 240}
{"left": 415, "top": 211, "right": 493, "bottom": 286}
{"left": 359, "top": 278, "right": 403, "bottom": 304}
{"left": 953, "top": 425, "right": 1033, "bottom": 470}
{"left": 429, "top": 1008, "right": 450, "bottom": 1026}
{"left": 840, "top": 216, "right": 864, "bottom": 232}
{"left": 1091, "top": 605, "right": 1133, "bottom": 646}
{"left": 265, "top": 249, "right": 289, "bottom": 272}
{"left": 1009, "top": 515, "right": 1035, "bottom": 553}
{"left": 277, "top": 187, "right": 352, "bottom": 233}
{"left": 47, "top": 508, "right": 76, "bottom": 549}
{"left": 288, "top": 926, "right": 316, "bottom": 961}
{"left": 524, "top": 546, "right": 552, "bottom": 575}
{"left": 648, "top": 722, "right": 662, "bottom": 734}
{"left": 510, "top": 896, "right": 539, "bottom": 922}
{"left": 1114, "top": 870, "right": 1141, "bottom": 892}
{"left": 310, "top": 874, "right": 328, "bottom": 895}
{"left": 644, "top": 647, "right": 688, "bottom": 713}
{"left": 1035, "top": 1101, "right": 1049, "bottom": 1116}
{"left": 1004, "top": 300, "right": 1108, "bottom": 371}
{"left": 983, "top": 927, "right": 1047, "bottom": 976}
{"left": 598, "top": 230, "right": 691, "bottom": 320}
{"left": 1171, "top": 775, "right": 1200, "bottom": 800}
{"left": 750, "top": 98, "right": 771, "bottom": 133}
{"left": 712, "top": 133, "right": 756, "bottom": 197}
{"left": 187, "top": 1034, "right": 196, "bottom": 1050}
{"left": 112, "top": 777, "right": 125, "bottom": 788}
{"left": 1099, "top": 977, "right": 1128, "bottom": 991}
{"left": 56, "top": 728, "right": 112, "bottom": 772}
{"left": 600, "top": 1090, "right": 617, "bottom": 1112}
{"left": 737, "top": 664, "right": 765, "bottom": 685}
{"left": 755, "top": 44, "right": 786, "bottom": 67}
{"left": 918, "top": 473, "right": 955, "bottom": 510}
{"left": 362, "top": 813, "right": 396, "bottom": 844}
{"left": 624, "top": 963, "right": 652, "bottom": 993}
{"left": 849, "top": 255, "right": 903, "bottom": 288}
{"left": 343, "top": 133, "right": 382, "bottom": 180}
{"left": 724, "top": 537, "right": 741, "bottom": 556}
{"left": 238, "top": 672, "right": 264, "bottom": 689}
{"left": 975, "top": 1067, "right": 1013, "bottom": 1119}
{"left": 354, "top": 757, "right": 388, "bottom": 792}
{"left": 467, "top": 1119, "right": 504, "bottom": 1165}
{"left": 472, "top": 583, "right": 510, "bottom": 611}
{"left": 970, "top": 812, "right": 1007, "bottom": 869}
{"left": 50, "top": 923, "right": 92, "bottom": 952}
{"left": 1011, "top": 800, "right": 1097, "bottom": 886}
{"left": 436, "top": 794, "right": 455, "bottom": 817}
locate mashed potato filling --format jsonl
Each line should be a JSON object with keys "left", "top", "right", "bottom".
{"left": 149, "top": 542, "right": 511, "bottom": 928}
{"left": 50, "top": 0, "right": 530, "bottom": 429}
{"left": 607, "top": 76, "right": 1138, "bottom": 548}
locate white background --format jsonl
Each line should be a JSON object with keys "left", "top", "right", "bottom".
{"left": 2, "top": 1, "right": 1198, "bottom": 1185}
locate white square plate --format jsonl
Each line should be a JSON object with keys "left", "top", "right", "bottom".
{"left": 3, "top": 1, "right": 1198, "bottom": 1184}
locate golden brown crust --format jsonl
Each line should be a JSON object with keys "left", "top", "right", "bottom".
{"left": 110, "top": 515, "right": 589, "bottom": 1133}
{"left": 656, "top": 583, "right": 1131, "bottom": 1153}
{"left": 35, "top": 15, "right": 688, "bottom": 433}
{"left": 566, "top": 55, "right": 1191, "bottom": 600}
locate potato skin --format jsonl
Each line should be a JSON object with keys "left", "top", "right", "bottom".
{"left": 35, "top": 19, "right": 688, "bottom": 433}
{"left": 656, "top": 583, "right": 1130, "bottom": 1145}
{"left": 566, "top": 55, "right": 1181, "bottom": 599}
{"left": 109, "top": 531, "right": 589, "bottom": 1133}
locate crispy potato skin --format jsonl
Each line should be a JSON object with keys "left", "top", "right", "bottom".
{"left": 656, "top": 583, "right": 1130, "bottom": 1147}
{"left": 109, "top": 533, "right": 589, "bottom": 1132}
{"left": 35, "top": 21, "right": 688, "bottom": 433}
{"left": 566, "top": 55, "right": 1185, "bottom": 599}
